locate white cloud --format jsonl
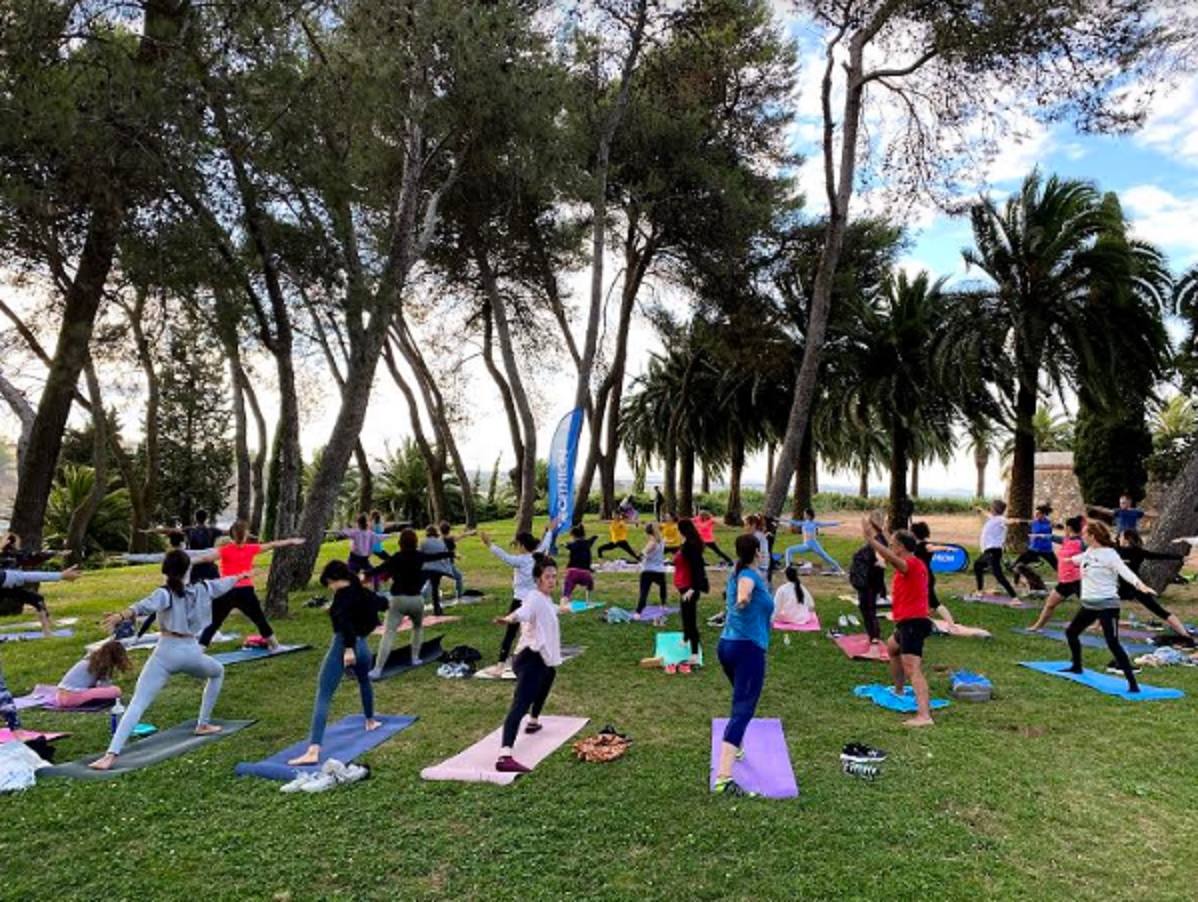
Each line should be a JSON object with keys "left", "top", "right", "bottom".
{"left": 1134, "top": 74, "right": 1198, "bottom": 166}
{"left": 1121, "top": 184, "right": 1198, "bottom": 267}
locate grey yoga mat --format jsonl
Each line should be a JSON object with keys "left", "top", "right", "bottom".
{"left": 39, "top": 719, "right": 255, "bottom": 780}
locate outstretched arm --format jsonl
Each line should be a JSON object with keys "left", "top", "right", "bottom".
{"left": 260, "top": 537, "right": 306, "bottom": 551}
{"left": 1, "top": 567, "right": 82, "bottom": 587}
{"left": 861, "top": 517, "right": 906, "bottom": 572}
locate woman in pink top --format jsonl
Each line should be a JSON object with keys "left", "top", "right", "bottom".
{"left": 199, "top": 520, "right": 306, "bottom": 650}
{"left": 1028, "top": 515, "right": 1084, "bottom": 631}
{"left": 694, "top": 510, "right": 733, "bottom": 566}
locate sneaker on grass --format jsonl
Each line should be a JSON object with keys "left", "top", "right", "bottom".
{"left": 712, "top": 777, "right": 758, "bottom": 798}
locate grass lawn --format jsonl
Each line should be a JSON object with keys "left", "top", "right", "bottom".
{"left": 4, "top": 517, "right": 1198, "bottom": 901}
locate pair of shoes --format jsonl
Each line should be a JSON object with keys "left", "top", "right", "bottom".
{"left": 678, "top": 663, "right": 692, "bottom": 675}
{"left": 496, "top": 755, "right": 531, "bottom": 774}
{"left": 841, "top": 742, "right": 887, "bottom": 763}
{"left": 712, "top": 777, "right": 758, "bottom": 797}
{"left": 838, "top": 614, "right": 849, "bottom": 628}
{"left": 664, "top": 664, "right": 677, "bottom": 675}
{"left": 846, "top": 614, "right": 860, "bottom": 627}
{"left": 1105, "top": 661, "right": 1143, "bottom": 675}
{"left": 279, "top": 758, "right": 369, "bottom": 794}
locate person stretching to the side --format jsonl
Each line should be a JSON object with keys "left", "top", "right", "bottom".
{"left": 862, "top": 518, "right": 935, "bottom": 728}
{"left": 712, "top": 534, "right": 775, "bottom": 796}
{"left": 636, "top": 523, "right": 668, "bottom": 615}
{"left": 287, "top": 560, "right": 385, "bottom": 765}
{"left": 973, "top": 499, "right": 1019, "bottom": 598}
{"left": 1063, "top": 521, "right": 1156, "bottom": 693}
{"left": 673, "top": 519, "right": 709, "bottom": 671}
{"left": 494, "top": 555, "right": 570, "bottom": 773}
{"left": 480, "top": 521, "right": 556, "bottom": 670}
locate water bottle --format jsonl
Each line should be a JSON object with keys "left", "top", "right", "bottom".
{"left": 784, "top": 635, "right": 791, "bottom": 648}
{"left": 110, "top": 697, "right": 125, "bottom": 736}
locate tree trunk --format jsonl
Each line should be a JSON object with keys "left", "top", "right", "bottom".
{"left": 230, "top": 361, "right": 252, "bottom": 522}
{"left": 701, "top": 468, "right": 711, "bottom": 496}
{"left": 793, "top": 425, "right": 814, "bottom": 516}
{"left": 354, "top": 442, "right": 373, "bottom": 515}
{"left": 678, "top": 443, "right": 696, "bottom": 518}
{"left": 8, "top": 0, "right": 190, "bottom": 547}
{"left": 764, "top": 442, "right": 776, "bottom": 497}
{"left": 811, "top": 454, "right": 819, "bottom": 496}
{"left": 0, "top": 370, "right": 35, "bottom": 474}
{"left": 975, "top": 449, "right": 988, "bottom": 500}
{"left": 1142, "top": 445, "right": 1198, "bottom": 591}
{"left": 859, "top": 463, "right": 869, "bottom": 498}
{"left": 481, "top": 302, "right": 525, "bottom": 494}
{"left": 382, "top": 341, "right": 448, "bottom": 523}
{"left": 65, "top": 360, "right": 109, "bottom": 564}
{"left": 725, "top": 434, "right": 745, "bottom": 526}
{"left": 910, "top": 458, "right": 920, "bottom": 498}
{"left": 242, "top": 372, "right": 268, "bottom": 535}
{"left": 663, "top": 442, "right": 677, "bottom": 518}
{"left": 1008, "top": 371, "right": 1038, "bottom": 550}
{"left": 763, "top": 34, "right": 869, "bottom": 519}
{"left": 888, "top": 420, "right": 910, "bottom": 531}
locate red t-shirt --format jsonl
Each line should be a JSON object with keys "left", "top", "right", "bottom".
{"left": 695, "top": 518, "right": 715, "bottom": 543}
{"left": 219, "top": 542, "right": 262, "bottom": 588}
{"left": 891, "top": 556, "right": 929, "bottom": 621}
{"left": 673, "top": 550, "right": 692, "bottom": 592}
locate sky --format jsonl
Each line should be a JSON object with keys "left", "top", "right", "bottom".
{"left": 4, "top": 11, "right": 1198, "bottom": 500}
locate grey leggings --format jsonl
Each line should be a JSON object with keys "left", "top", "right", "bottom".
{"left": 375, "top": 595, "right": 424, "bottom": 672}
{"left": 108, "top": 636, "right": 224, "bottom": 755}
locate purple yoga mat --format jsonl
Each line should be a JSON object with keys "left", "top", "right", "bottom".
{"left": 634, "top": 605, "right": 678, "bottom": 621}
{"left": 709, "top": 717, "right": 799, "bottom": 799}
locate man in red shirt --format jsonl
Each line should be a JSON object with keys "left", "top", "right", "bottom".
{"left": 862, "top": 518, "right": 934, "bottom": 727}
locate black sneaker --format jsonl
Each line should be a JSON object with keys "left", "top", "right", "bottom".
{"left": 712, "top": 778, "right": 758, "bottom": 798}
{"left": 841, "top": 742, "right": 887, "bottom": 764}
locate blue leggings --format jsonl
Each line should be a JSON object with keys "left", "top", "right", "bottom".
{"left": 784, "top": 538, "right": 842, "bottom": 571}
{"left": 717, "top": 638, "right": 766, "bottom": 748}
{"left": 309, "top": 633, "right": 374, "bottom": 745}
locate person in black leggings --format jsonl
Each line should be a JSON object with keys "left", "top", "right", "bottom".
{"left": 910, "top": 521, "right": 955, "bottom": 626}
{"left": 673, "top": 519, "right": 709, "bottom": 667}
{"left": 1117, "top": 530, "right": 1194, "bottom": 645}
{"left": 973, "top": 500, "right": 1018, "bottom": 597}
{"left": 636, "top": 523, "right": 668, "bottom": 614}
{"left": 849, "top": 511, "right": 887, "bottom": 647}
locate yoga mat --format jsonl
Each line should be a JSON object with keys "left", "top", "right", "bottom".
{"left": 961, "top": 593, "right": 1031, "bottom": 609}
{"left": 0, "top": 628, "right": 74, "bottom": 643}
{"left": 1047, "top": 620, "right": 1158, "bottom": 641}
{"left": 831, "top": 633, "right": 889, "bottom": 661}
{"left": 88, "top": 630, "right": 240, "bottom": 653}
{"left": 211, "top": 643, "right": 310, "bottom": 666}
{"left": 420, "top": 715, "right": 588, "bottom": 785}
{"left": 654, "top": 632, "right": 703, "bottom": 667}
{"left": 1013, "top": 628, "right": 1155, "bottom": 656}
{"left": 39, "top": 719, "right": 255, "bottom": 780}
{"left": 15, "top": 685, "right": 117, "bottom": 712}
{"left": 473, "top": 645, "right": 585, "bottom": 680}
{"left": 568, "top": 600, "right": 605, "bottom": 613}
{"left": 374, "top": 616, "right": 459, "bottom": 635}
{"left": 854, "top": 684, "right": 950, "bottom": 713}
{"left": 367, "top": 636, "right": 444, "bottom": 681}
{"left": 1019, "top": 661, "right": 1185, "bottom": 701}
{"left": 235, "top": 714, "right": 417, "bottom": 781}
{"left": 0, "top": 728, "right": 68, "bottom": 744}
{"left": 709, "top": 718, "right": 798, "bottom": 799}
{"left": 773, "top": 614, "right": 821, "bottom": 633}
{"left": 634, "top": 605, "right": 678, "bottom": 621}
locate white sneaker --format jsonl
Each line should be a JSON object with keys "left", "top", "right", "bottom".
{"left": 300, "top": 772, "right": 338, "bottom": 793}
{"left": 280, "top": 771, "right": 315, "bottom": 793}
{"left": 321, "top": 758, "right": 349, "bottom": 780}
{"left": 336, "top": 763, "right": 369, "bottom": 785}
{"left": 410, "top": 658, "right": 421, "bottom": 668}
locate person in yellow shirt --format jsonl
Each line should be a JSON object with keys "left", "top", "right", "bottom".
{"left": 597, "top": 513, "right": 641, "bottom": 563}
{"left": 661, "top": 515, "right": 683, "bottom": 553}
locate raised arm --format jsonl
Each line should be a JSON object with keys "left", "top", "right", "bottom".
{"left": 861, "top": 517, "right": 906, "bottom": 572}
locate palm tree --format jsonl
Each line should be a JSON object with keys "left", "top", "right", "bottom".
{"left": 965, "top": 419, "right": 997, "bottom": 500}
{"left": 44, "top": 464, "right": 132, "bottom": 557}
{"left": 960, "top": 171, "right": 1158, "bottom": 532}
{"left": 1153, "top": 395, "right": 1197, "bottom": 448}
{"left": 1000, "top": 407, "right": 1075, "bottom": 459}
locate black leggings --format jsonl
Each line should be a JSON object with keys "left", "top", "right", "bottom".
{"left": 974, "top": 548, "right": 1017, "bottom": 596}
{"left": 1016, "top": 549, "right": 1058, "bottom": 570}
{"left": 1066, "top": 607, "right": 1138, "bottom": 689}
{"left": 705, "top": 541, "right": 733, "bottom": 565}
{"left": 1124, "top": 588, "right": 1174, "bottom": 622}
{"left": 680, "top": 590, "right": 702, "bottom": 655}
{"left": 499, "top": 598, "right": 521, "bottom": 662}
{"left": 199, "top": 585, "right": 274, "bottom": 646}
{"left": 637, "top": 572, "right": 667, "bottom": 612}
{"left": 424, "top": 572, "right": 444, "bottom": 616}
{"left": 597, "top": 540, "right": 640, "bottom": 561}
{"left": 0, "top": 587, "right": 45, "bottom": 617}
{"left": 856, "top": 585, "right": 881, "bottom": 641}
{"left": 501, "top": 649, "right": 557, "bottom": 747}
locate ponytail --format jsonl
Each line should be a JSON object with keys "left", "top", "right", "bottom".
{"left": 161, "top": 549, "right": 191, "bottom": 597}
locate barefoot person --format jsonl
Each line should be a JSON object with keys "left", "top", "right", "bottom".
{"left": 973, "top": 499, "right": 1019, "bottom": 598}
{"left": 56, "top": 640, "right": 131, "bottom": 708}
{"left": 494, "top": 555, "right": 570, "bottom": 774}
{"left": 712, "top": 534, "right": 775, "bottom": 796}
{"left": 1061, "top": 521, "right": 1155, "bottom": 693}
{"left": 1028, "top": 516, "right": 1085, "bottom": 631}
{"left": 89, "top": 551, "right": 247, "bottom": 770}
{"left": 367, "top": 529, "right": 454, "bottom": 678}
{"left": 287, "top": 561, "right": 385, "bottom": 766}
{"left": 200, "top": 520, "right": 305, "bottom": 650}
{"left": 862, "top": 518, "right": 935, "bottom": 727}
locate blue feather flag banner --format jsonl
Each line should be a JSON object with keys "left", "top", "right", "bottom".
{"left": 547, "top": 408, "right": 584, "bottom": 534}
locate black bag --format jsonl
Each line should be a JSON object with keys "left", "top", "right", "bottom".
{"left": 848, "top": 545, "right": 874, "bottom": 591}
{"left": 441, "top": 644, "right": 482, "bottom": 665}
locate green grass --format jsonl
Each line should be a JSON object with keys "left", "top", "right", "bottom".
{"left": 4, "top": 519, "right": 1198, "bottom": 901}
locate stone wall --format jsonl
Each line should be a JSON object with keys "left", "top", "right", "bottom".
{"left": 1032, "top": 451, "right": 1085, "bottom": 517}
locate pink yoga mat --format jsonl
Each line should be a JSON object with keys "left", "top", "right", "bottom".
{"left": 374, "top": 615, "right": 461, "bottom": 635}
{"left": 0, "top": 728, "right": 68, "bottom": 743}
{"left": 709, "top": 718, "right": 798, "bottom": 799}
{"left": 773, "top": 614, "right": 821, "bottom": 633}
{"left": 832, "top": 633, "right": 890, "bottom": 661}
{"left": 420, "top": 715, "right": 589, "bottom": 785}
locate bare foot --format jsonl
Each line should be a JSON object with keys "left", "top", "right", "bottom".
{"left": 287, "top": 746, "right": 321, "bottom": 766}
{"left": 365, "top": 718, "right": 382, "bottom": 732}
{"left": 194, "top": 723, "right": 223, "bottom": 736}
{"left": 903, "top": 716, "right": 934, "bottom": 728}
{"left": 89, "top": 753, "right": 118, "bottom": 771}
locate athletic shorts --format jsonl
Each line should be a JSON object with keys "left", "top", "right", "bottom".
{"left": 563, "top": 568, "right": 594, "bottom": 596}
{"left": 895, "top": 618, "right": 933, "bottom": 657}
{"left": 1055, "top": 580, "right": 1080, "bottom": 598}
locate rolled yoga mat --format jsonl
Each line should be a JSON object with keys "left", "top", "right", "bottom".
{"left": 211, "top": 643, "right": 311, "bottom": 666}
{"left": 854, "top": 684, "right": 950, "bottom": 713}
{"left": 1019, "top": 661, "right": 1184, "bottom": 701}
{"left": 235, "top": 714, "right": 417, "bottom": 781}
{"left": 39, "top": 719, "right": 255, "bottom": 780}
{"left": 708, "top": 718, "right": 799, "bottom": 799}
{"left": 831, "top": 633, "right": 889, "bottom": 661}
{"left": 1012, "top": 628, "right": 1155, "bottom": 656}
{"left": 420, "top": 715, "right": 589, "bottom": 785}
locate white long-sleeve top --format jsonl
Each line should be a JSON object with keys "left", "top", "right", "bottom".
{"left": 512, "top": 588, "right": 562, "bottom": 666}
{"left": 0, "top": 570, "right": 64, "bottom": 588}
{"left": 128, "top": 576, "right": 239, "bottom": 637}
{"left": 1071, "top": 546, "right": 1146, "bottom": 608}
{"left": 488, "top": 530, "right": 552, "bottom": 601}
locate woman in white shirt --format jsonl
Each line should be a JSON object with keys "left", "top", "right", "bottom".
{"left": 492, "top": 555, "right": 569, "bottom": 774}
{"left": 1063, "top": 521, "right": 1155, "bottom": 692}
{"left": 772, "top": 566, "right": 816, "bottom": 626}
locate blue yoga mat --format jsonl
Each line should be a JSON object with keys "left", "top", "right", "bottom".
{"left": 0, "top": 628, "right": 74, "bottom": 643}
{"left": 1013, "top": 628, "right": 1155, "bottom": 656}
{"left": 853, "top": 684, "right": 950, "bottom": 713}
{"left": 235, "top": 714, "right": 417, "bottom": 781}
{"left": 1019, "top": 661, "right": 1184, "bottom": 701}
{"left": 211, "top": 643, "right": 310, "bottom": 666}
